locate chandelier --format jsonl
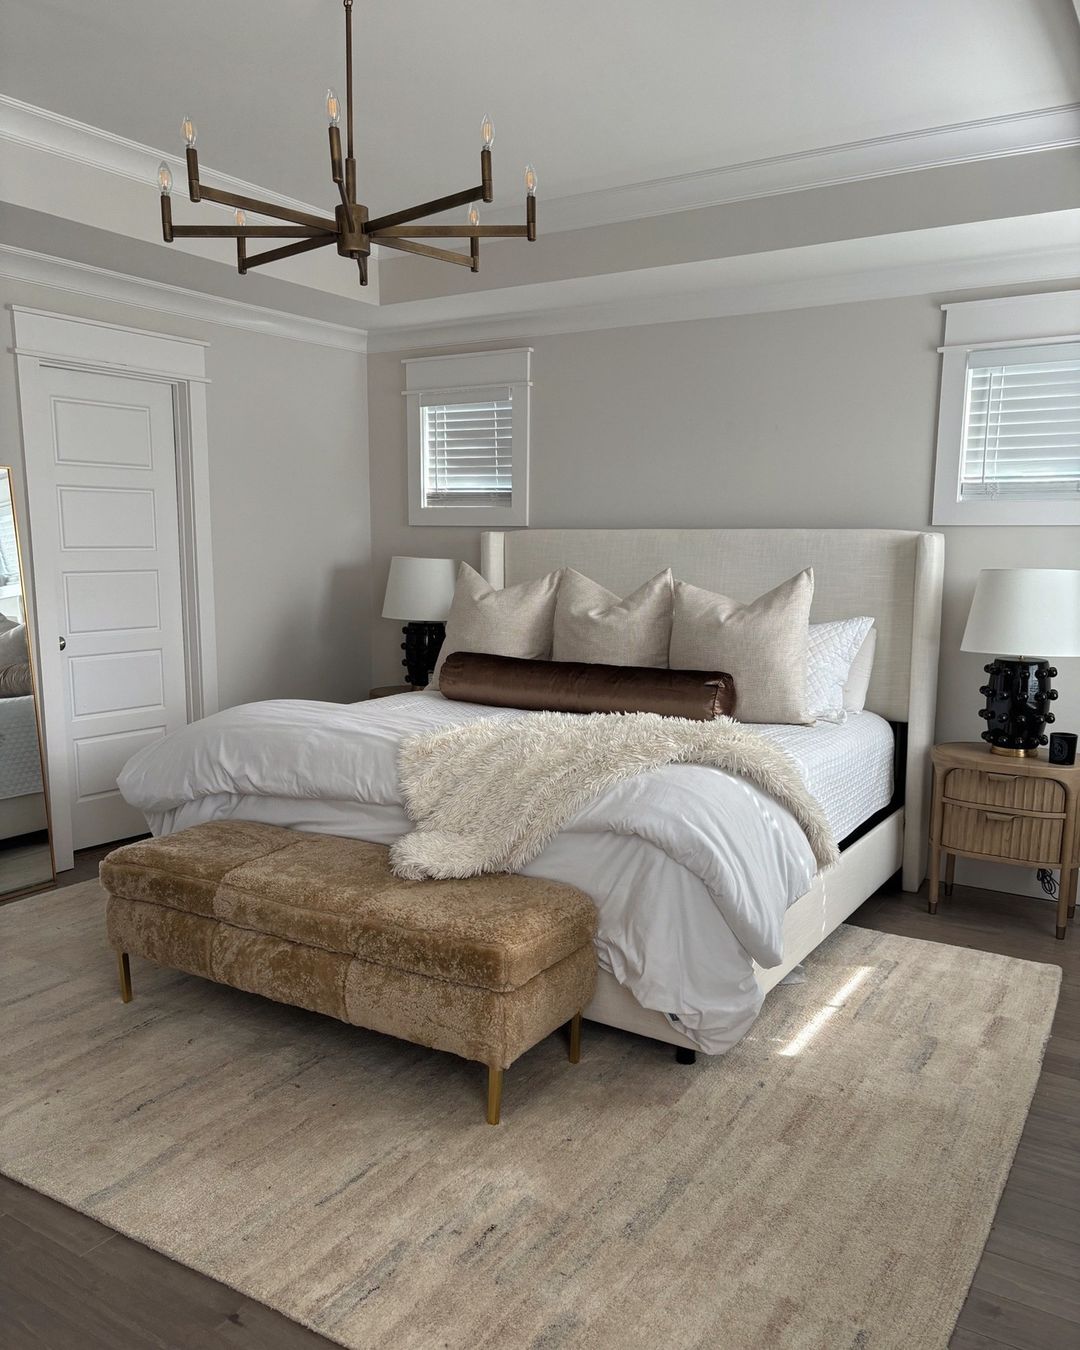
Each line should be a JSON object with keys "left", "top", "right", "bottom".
{"left": 155, "top": 0, "right": 537, "bottom": 286}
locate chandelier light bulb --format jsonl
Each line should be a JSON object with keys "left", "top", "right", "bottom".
{"left": 181, "top": 115, "right": 197, "bottom": 148}
{"left": 480, "top": 114, "right": 495, "bottom": 149}
{"left": 524, "top": 163, "right": 538, "bottom": 196}
{"left": 326, "top": 88, "right": 341, "bottom": 127}
{"left": 234, "top": 208, "right": 247, "bottom": 228}
{"left": 468, "top": 205, "right": 480, "bottom": 227}
{"left": 157, "top": 161, "right": 173, "bottom": 195}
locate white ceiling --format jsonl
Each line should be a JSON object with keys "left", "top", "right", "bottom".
{"left": 3, "top": 0, "right": 1078, "bottom": 216}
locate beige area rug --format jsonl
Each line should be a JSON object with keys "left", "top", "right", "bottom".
{"left": 0, "top": 882, "right": 1060, "bottom": 1350}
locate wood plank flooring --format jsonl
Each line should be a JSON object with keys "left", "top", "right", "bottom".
{"left": 2, "top": 856, "right": 1076, "bottom": 1349}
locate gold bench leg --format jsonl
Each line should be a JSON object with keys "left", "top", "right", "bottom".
{"left": 486, "top": 1066, "right": 503, "bottom": 1126}
{"left": 568, "top": 1011, "right": 582, "bottom": 1064}
{"left": 117, "top": 951, "right": 133, "bottom": 1003}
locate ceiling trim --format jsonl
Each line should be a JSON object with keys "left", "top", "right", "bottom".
{"left": 6, "top": 92, "right": 1078, "bottom": 245}
{"left": 366, "top": 242, "right": 1080, "bottom": 353}
{"left": 483, "top": 102, "right": 1080, "bottom": 232}
{"left": 0, "top": 94, "right": 327, "bottom": 219}
{"left": 0, "top": 244, "right": 368, "bottom": 353}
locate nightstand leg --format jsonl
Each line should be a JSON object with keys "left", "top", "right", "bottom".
{"left": 1058, "top": 866, "right": 1073, "bottom": 940}
{"left": 944, "top": 853, "right": 956, "bottom": 898}
{"left": 1067, "top": 867, "right": 1077, "bottom": 923}
{"left": 927, "top": 763, "right": 943, "bottom": 915}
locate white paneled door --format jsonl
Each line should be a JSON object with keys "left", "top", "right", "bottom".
{"left": 19, "top": 365, "right": 188, "bottom": 857}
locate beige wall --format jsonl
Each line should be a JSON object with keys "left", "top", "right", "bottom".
{"left": 0, "top": 277, "right": 372, "bottom": 709}
{"left": 367, "top": 290, "right": 1080, "bottom": 895}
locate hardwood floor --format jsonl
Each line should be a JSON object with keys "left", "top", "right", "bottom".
{"left": 2, "top": 857, "right": 1077, "bottom": 1349}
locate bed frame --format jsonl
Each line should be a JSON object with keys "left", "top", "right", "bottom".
{"left": 481, "top": 527, "right": 944, "bottom": 1052}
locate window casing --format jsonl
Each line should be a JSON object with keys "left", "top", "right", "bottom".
{"left": 933, "top": 291, "right": 1080, "bottom": 526}
{"left": 404, "top": 349, "right": 531, "bottom": 526}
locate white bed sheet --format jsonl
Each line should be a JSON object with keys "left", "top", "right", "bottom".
{"left": 134, "top": 695, "right": 893, "bottom": 1055}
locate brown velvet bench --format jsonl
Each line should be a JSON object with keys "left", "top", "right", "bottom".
{"left": 101, "top": 821, "right": 598, "bottom": 1124}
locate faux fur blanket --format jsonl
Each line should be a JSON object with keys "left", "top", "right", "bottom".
{"left": 390, "top": 711, "right": 839, "bottom": 881}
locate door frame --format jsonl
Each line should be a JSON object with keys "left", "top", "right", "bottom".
{"left": 9, "top": 306, "right": 218, "bottom": 870}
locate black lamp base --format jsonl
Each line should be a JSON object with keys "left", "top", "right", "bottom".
{"left": 978, "top": 658, "right": 1057, "bottom": 756}
{"left": 400, "top": 621, "right": 446, "bottom": 688}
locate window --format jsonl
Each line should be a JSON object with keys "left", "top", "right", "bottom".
{"left": 960, "top": 345, "right": 1080, "bottom": 503}
{"left": 933, "top": 291, "right": 1080, "bottom": 526}
{"left": 404, "top": 349, "right": 531, "bottom": 525}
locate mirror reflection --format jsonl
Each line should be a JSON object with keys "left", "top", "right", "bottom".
{"left": 0, "top": 466, "right": 54, "bottom": 900}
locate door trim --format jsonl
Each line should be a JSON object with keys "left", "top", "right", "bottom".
{"left": 10, "top": 306, "right": 218, "bottom": 869}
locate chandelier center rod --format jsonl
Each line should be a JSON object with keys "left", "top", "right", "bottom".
{"left": 344, "top": 0, "right": 355, "bottom": 166}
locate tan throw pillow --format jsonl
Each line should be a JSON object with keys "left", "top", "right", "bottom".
{"left": 431, "top": 562, "right": 562, "bottom": 689}
{"left": 669, "top": 569, "right": 815, "bottom": 724}
{"left": 553, "top": 568, "right": 673, "bottom": 667}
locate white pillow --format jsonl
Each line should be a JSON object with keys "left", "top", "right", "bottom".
{"left": 553, "top": 569, "right": 673, "bottom": 667}
{"left": 843, "top": 628, "right": 877, "bottom": 713}
{"left": 430, "top": 563, "right": 561, "bottom": 689}
{"left": 806, "top": 617, "right": 874, "bottom": 722}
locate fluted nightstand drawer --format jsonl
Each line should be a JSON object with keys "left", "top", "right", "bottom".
{"left": 943, "top": 767, "right": 1065, "bottom": 814}
{"left": 941, "top": 802, "right": 1063, "bottom": 865}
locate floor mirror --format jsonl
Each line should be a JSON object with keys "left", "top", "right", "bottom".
{"left": 0, "top": 466, "right": 55, "bottom": 900}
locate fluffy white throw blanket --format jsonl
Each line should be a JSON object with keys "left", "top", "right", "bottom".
{"left": 390, "top": 711, "right": 839, "bottom": 881}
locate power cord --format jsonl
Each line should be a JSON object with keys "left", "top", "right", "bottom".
{"left": 1037, "top": 868, "right": 1058, "bottom": 898}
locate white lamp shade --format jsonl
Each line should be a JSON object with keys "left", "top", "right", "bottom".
{"left": 382, "top": 556, "right": 458, "bottom": 621}
{"left": 961, "top": 568, "right": 1080, "bottom": 658}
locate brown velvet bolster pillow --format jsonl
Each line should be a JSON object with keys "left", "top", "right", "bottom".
{"left": 438, "top": 651, "right": 736, "bottom": 720}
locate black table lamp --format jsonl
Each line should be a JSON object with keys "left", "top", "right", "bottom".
{"left": 961, "top": 568, "right": 1080, "bottom": 757}
{"left": 382, "top": 556, "right": 457, "bottom": 687}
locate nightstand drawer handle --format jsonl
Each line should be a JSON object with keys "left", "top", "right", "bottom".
{"left": 982, "top": 811, "right": 1015, "bottom": 823}
{"left": 986, "top": 773, "right": 1018, "bottom": 784}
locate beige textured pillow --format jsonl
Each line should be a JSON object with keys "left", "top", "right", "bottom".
{"left": 669, "top": 569, "right": 815, "bottom": 724}
{"left": 0, "top": 622, "right": 29, "bottom": 668}
{"left": 0, "top": 662, "right": 33, "bottom": 698}
{"left": 553, "top": 568, "right": 673, "bottom": 667}
{"left": 431, "top": 562, "right": 561, "bottom": 689}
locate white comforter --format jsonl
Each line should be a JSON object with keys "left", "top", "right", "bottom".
{"left": 119, "top": 692, "right": 867, "bottom": 1053}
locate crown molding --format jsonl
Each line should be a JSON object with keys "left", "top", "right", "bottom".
{"left": 0, "top": 94, "right": 327, "bottom": 220}
{"left": 366, "top": 241, "right": 1080, "bottom": 353}
{"left": 7, "top": 94, "right": 1078, "bottom": 244}
{"left": 0, "top": 244, "right": 368, "bottom": 353}
{"left": 484, "top": 103, "right": 1080, "bottom": 233}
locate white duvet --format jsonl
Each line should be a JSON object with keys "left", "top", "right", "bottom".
{"left": 118, "top": 692, "right": 893, "bottom": 1054}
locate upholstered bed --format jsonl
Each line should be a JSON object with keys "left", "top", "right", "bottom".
{"left": 119, "top": 527, "right": 943, "bottom": 1056}
{"left": 478, "top": 528, "right": 943, "bottom": 1050}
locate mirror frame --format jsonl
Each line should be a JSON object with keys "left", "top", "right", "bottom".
{"left": 0, "top": 465, "right": 56, "bottom": 902}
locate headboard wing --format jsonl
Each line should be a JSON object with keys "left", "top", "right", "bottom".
{"left": 481, "top": 527, "right": 944, "bottom": 889}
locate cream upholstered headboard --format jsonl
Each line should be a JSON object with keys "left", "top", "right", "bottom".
{"left": 480, "top": 528, "right": 944, "bottom": 891}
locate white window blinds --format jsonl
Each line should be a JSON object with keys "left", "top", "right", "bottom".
{"left": 421, "top": 386, "right": 513, "bottom": 508}
{"left": 961, "top": 342, "right": 1080, "bottom": 500}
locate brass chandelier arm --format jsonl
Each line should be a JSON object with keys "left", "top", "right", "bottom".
{"left": 194, "top": 180, "right": 337, "bottom": 233}
{"left": 240, "top": 235, "right": 338, "bottom": 270}
{"left": 168, "top": 224, "right": 332, "bottom": 238}
{"left": 374, "top": 237, "right": 474, "bottom": 267}
{"left": 371, "top": 224, "right": 530, "bottom": 238}
{"left": 327, "top": 126, "right": 357, "bottom": 234}
{"left": 364, "top": 185, "right": 485, "bottom": 236}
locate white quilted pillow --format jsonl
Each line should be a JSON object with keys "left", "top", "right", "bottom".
{"left": 807, "top": 617, "right": 874, "bottom": 723}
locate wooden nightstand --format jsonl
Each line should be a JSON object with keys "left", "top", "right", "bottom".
{"left": 928, "top": 742, "right": 1080, "bottom": 939}
{"left": 367, "top": 684, "right": 422, "bottom": 699}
